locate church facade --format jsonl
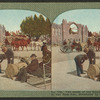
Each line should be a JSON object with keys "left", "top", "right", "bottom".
{"left": 52, "top": 19, "right": 88, "bottom": 45}
{"left": 0, "top": 25, "right": 5, "bottom": 42}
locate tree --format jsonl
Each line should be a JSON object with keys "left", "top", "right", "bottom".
{"left": 45, "top": 18, "right": 51, "bottom": 36}
{"left": 20, "top": 16, "right": 34, "bottom": 36}
{"left": 20, "top": 14, "right": 51, "bottom": 40}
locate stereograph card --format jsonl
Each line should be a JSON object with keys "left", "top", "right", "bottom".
{"left": 0, "top": 2, "right": 100, "bottom": 97}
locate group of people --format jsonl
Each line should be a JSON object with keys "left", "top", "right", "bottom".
{"left": 63, "top": 39, "right": 81, "bottom": 51}
{"left": 74, "top": 47, "right": 95, "bottom": 77}
{"left": 63, "top": 39, "right": 72, "bottom": 48}
{"left": 16, "top": 42, "right": 51, "bottom": 82}
{"left": 0, "top": 41, "right": 51, "bottom": 83}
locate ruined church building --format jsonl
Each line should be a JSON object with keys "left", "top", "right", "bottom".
{"left": 52, "top": 19, "right": 88, "bottom": 45}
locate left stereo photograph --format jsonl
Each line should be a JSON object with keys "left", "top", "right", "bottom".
{"left": 0, "top": 10, "right": 51, "bottom": 90}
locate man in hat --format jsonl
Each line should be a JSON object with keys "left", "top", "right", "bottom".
{"left": 41, "top": 41, "right": 51, "bottom": 64}
{"left": 84, "top": 47, "right": 95, "bottom": 64}
{"left": 1, "top": 45, "right": 14, "bottom": 64}
{"left": 26, "top": 54, "right": 39, "bottom": 74}
{"left": 41, "top": 41, "right": 47, "bottom": 55}
{"left": 74, "top": 54, "right": 88, "bottom": 77}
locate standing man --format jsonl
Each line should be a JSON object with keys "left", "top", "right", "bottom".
{"left": 74, "top": 54, "right": 88, "bottom": 77}
{"left": 41, "top": 42, "right": 48, "bottom": 56}
{"left": 1, "top": 45, "right": 14, "bottom": 64}
{"left": 41, "top": 41, "right": 51, "bottom": 63}
{"left": 84, "top": 47, "right": 95, "bottom": 64}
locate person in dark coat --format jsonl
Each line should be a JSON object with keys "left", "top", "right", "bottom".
{"left": 84, "top": 48, "right": 95, "bottom": 64}
{"left": 26, "top": 54, "right": 39, "bottom": 74}
{"left": 41, "top": 42, "right": 51, "bottom": 63}
{"left": 41, "top": 42, "right": 48, "bottom": 56}
{"left": 74, "top": 54, "right": 88, "bottom": 77}
{"left": 1, "top": 46, "right": 14, "bottom": 64}
{"left": 40, "top": 41, "right": 51, "bottom": 69}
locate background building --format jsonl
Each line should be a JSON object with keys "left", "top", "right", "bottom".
{"left": 0, "top": 25, "right": 5, "bottom": 42}
{"left": 52, "top": 19, "right": 88, "bottom": 45}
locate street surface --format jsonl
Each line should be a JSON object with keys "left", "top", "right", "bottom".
{"left": 52, "top": 46, "right": 100, "bottom": 91}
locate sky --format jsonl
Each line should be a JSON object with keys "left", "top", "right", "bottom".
{"left": 0, "top": 10, "right": 46, "bottom": 32}
{"left": 54, "top": 9, "right": 100, "bottom": 33}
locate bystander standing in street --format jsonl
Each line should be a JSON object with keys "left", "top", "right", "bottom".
{"left": 41, "top": 41, "right": 47, "bottom": 56}
{"left": 84, "top": 47, "right": 95, "bottom": 64}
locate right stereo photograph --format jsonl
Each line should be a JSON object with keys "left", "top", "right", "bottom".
{"left": 52, "top": 9, "right": 100, "bottom": 91}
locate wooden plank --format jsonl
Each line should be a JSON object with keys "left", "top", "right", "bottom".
{"left": 27, "top": 77, "right": 51, "bottom": 86}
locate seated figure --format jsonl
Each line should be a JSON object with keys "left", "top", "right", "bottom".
{"left": 26, "top": 54, "right": 39, "bottom": 74}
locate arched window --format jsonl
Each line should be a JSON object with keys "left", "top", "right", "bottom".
{"left": 69, "top": 23, "right": 78, "bottom": 34}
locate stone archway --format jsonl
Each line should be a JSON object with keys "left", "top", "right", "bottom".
{"left": 69, "top": 22, "right": 79, "bottom": 35}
